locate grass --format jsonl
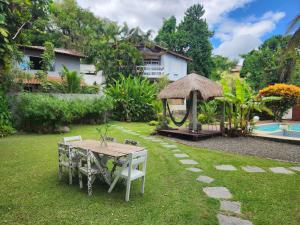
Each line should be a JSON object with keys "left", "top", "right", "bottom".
{"left": 0, "top": 122, "right": 299, "bottom": 225}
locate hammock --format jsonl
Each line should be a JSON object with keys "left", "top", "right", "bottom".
{"left": 166, "top": 99, "right": 192, "bottom": 127}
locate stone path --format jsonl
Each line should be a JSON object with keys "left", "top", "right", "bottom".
{"left": 241, "top": 166, "right": 265, "bottom": 173}
{"left": 186, "top": 167, "right": 203, "bottom": 172}
{"left": 197, "top": 175, "right": 214, "bottom": 184}
{"left": 174, "top": 153, "right": 189, "bottom": 158}
{"left": 114, "top": 126, "right": 299, "bottom": 225}
{"left": 217, "top": 214, "right": 253, "bottom": 225}
{"left": 215, "top": 165, "right": 237, "bottom": 171}
{"left": 269, "top": 167, "right": 295, "bottom": 174}
{"left": 203, "top": 187, "right": 232, "bottom": 199}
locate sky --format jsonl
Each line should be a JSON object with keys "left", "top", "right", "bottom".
{"left": 77, "top": 0, "right": 299, "bottom": 62}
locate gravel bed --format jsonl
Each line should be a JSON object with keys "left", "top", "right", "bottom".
{"left": 168, "top": 136, "right": 300, "bottom": 163}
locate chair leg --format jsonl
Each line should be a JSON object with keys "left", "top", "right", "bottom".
{"left": 125, "top": 179, "right": 131, "bottom": 202}
{"left": 87, "top": 172, "right": 92, "bottom": 196}
{"left": 79, "top": 171, "right": 83, "bottom": 189}
{"left": 141, "top": 176, "right": 145, "bottom": 194}
{"left": 68, "top": 167, "right": 73, "bottom": 185}
{"left": 108, "top": 175, "right": 119, "bottom": 193}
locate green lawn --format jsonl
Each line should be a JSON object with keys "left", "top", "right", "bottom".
{"left": 0, "top": 122, "right": 299, "bottom": 225}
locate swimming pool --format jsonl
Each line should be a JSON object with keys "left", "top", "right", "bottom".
{"left": 254, "top": 123, "right": 300, "bottom": 132}
{"left": 254, "top": 123, "right": 300, "bottom": 139}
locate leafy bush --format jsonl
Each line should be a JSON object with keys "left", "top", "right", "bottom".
{"left": 14, "top": 93, "right": 72, "bottom": 133}
{"left": 259, "top": 84, "right": 300, "bottom": 121}
{"left": 81, "top": 85, "right": 100, "bottom": 94}
{"left": 60, "top": 66, "right": 82, "bottom": 93}
{"left": 198, "top": 101, "right": 218, "bottom": 124}
{"left": 148, "top": 120, "right": 159, "bottom": 126}
{"left": 0, "top": 93, "right": 15, "bottom": 137}
{"left": 14, "top": 93, "right": 113, "bottom": 133}
{"left": 70, "top": 96, "right": 113, "bottom": 124}
{"left": 106, "top": 74, "right": 158, "bottom": 122}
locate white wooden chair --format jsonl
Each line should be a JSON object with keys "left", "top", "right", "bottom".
{"left": 77, "top": 148, "right": 101, "bottom": 196}
{"left": 108, "top": 150, "right": 147, "bottom": 201}
{"left": 58, "top": 136, "right": 82, "bottom": 184}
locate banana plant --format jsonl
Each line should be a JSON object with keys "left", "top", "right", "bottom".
{"left": 217, "top": 78, "right": 280, "bottom": 136}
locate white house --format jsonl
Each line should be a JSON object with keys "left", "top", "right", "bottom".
{"left": 136, "top": 44, "right": 192, "bottom": 81}
{"left": 80, "top": 64, "right": 105, "bottom": 86}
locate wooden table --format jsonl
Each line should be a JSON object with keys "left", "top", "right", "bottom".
{"left": 65, "top": 140, "right": 145, "bottom": 186}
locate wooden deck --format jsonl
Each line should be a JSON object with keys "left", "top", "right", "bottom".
{"left": 157, "top": 129, "right": 222, "bottom": 141}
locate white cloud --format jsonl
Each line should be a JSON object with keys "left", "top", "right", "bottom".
{"left": 76, "top": 0, "right": 285, "bottom": 62}
{"left": 213, "top": 11, "right": 285, "bottom": 61}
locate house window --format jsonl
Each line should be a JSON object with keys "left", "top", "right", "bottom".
{"left": 144, "top": 59, "right": 160, "bottom": 65}
{"left": 29, "top": 56, "right": 43, "bottom": 70}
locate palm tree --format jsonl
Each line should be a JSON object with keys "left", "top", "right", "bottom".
{"left": 279, "top": 13, "right": 300, "bottom": 82}
{"left": 60, "top": 66, "right": 82, "bottom": 93}
{"left": 286, "top": 13, "right": 300, "bottom": 50}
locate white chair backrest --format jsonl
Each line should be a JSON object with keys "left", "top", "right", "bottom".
{"left": 126, "top": 150, "right": 147, "bottom": 173}
{"left": 63, "top": 136, "right": 82, "bottom": 144}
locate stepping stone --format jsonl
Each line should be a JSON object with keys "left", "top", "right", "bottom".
{"left": 186, "top": 167, "right": 203, "bottom": 172}
{"left": 196, "top": 175, "right": 214, "bottom": 184}
{"left": 203, "top": 187, "right": 232, "bottom": 199}
{"left": 179, "top": 159, "right": 198, "bottom": 165}
{"left": 171, "top": 149, "right": 181, "bottom": 153}
{"left": 174, "top": 153, "right": 189, "bottom": 158}
{"left": 161, "top": 144, "right": 177, "bottom": 148}
{"left": 241, "top": 166, "right": 265, "bottom": 173}
{"left": 289, "top": 166, "right": 300, "bottom": 172}
{"left": 269, "top": 167, "right": 294, "bottom": 174}
{"left": 215, "top": 165, "right": 237, "bottom": 171}
{"left": 220, "top": 200, "right": 241, "bottom": 214}
{"left": 217, "top": 214, "right": 253, "bottom": 225}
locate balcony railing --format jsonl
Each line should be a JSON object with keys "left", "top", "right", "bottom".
{"left": 136, "top": 65, "right": 164, "bottom": 78}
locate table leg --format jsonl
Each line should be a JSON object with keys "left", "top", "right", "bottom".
{"left": 91, "top": 153, "right": 112, "bottom": 185}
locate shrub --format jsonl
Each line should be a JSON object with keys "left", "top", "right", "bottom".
{"left": 198, "top": 101, "right": 218, "bottom": 124}
{"left": 148, "top": 120, "right": 159, "bottom": 126}
{"left": 14, "top": 93, "right": 72, "bottom": 133}
{"left": 81, "top": 85, "right": 100, "bottom": 94}
{"left": 70, "top": 96, "right": 113, "bottom": 124}
{"left": 259, "top": 84, "right": 300, "bottom": 121}
{"left": 13, "top": 93, "right": 113, "bottom": 133}
{"left": 106, "top": 74, "right": 158, "bottom": 122}
{"left": 0, "top": 93, "right": 15, "bottom": 137}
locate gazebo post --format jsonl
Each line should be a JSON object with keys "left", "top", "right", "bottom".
{"left": 192, "top": 90, "right": 198, "bottom": 132}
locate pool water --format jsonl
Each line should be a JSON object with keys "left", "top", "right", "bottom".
{"left": 254, "top": 123, "right": 300, "bottom": 138}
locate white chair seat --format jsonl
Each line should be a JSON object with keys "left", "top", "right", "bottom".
{"left": 79, "top": 165, "right": 100, "bottom": 175}
{"left": 120, "top": 168, "right": 145, "bottom": 180}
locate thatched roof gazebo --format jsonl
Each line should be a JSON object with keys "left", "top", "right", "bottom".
{"left": 158, "top": 73, "right": 223, "bottom": 137}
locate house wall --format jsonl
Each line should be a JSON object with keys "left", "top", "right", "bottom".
{"left": 160, "top": 54, "right": 187, "bottom": 81}
{"left": 18, "top": 49, "right": 80, "bottom": 76}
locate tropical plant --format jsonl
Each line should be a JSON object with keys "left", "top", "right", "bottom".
{"left": 286, "top": 13, "right": 300, "bottom": 51}
{"left": 0, "top": 91, "right": 15, "bottom": 137}
{"left": 198, "top": 101, "right": 218, "bottom": 124}
{"left": 105, "top": 74, "right": 157, "bottom": 122}
{"left": 60, "top": 66, "right": 82, "bottom": 93}
{"left": 259, "top": 84, "right": 300, "bottom": 121}
{"left": 217, "top": 79, "right": 280, "bottom": 136}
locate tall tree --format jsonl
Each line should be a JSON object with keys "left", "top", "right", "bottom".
{"left": 241, "top": 35, "right": 300, "bottom": 90}
{"left": 210, "top": 55, "right": 237, "bottom": 80}
{"left": 155, "top": 4, "right": 213, "bottom": 76}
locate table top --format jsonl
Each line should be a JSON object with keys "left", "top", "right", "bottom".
{"left": 64, "top": 140, "right": 145, "bottom": 157}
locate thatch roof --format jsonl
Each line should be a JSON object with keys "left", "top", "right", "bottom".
{"left": 158, "top": 73, "right": 223, "bottom": 100}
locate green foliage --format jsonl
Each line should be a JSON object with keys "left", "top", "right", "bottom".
{"left": 13, "top": 93, "right": 113, "bottom": 133}
{"left": 106, "top": 74, "right": 157, "bottom": 122}
{"left": 95, "top": 41, "right": 143, "bottom": 84}
{"left": 155, "top": 74, "right": 170, "bottom": 91}
{"left": 155, "top": 4, "right": 213, "bottom": 75}
{"left": 198, "top": 101, "right": 218, "bottom": 124}
{"left": 60, "top": 66, "right": 82, "bottom": 93}
{"left": 0, "top": 92, "right": 15, "bottom": 137}
{"left": 81, "top": 85, "right": 100, "bottom": 94}
{"left": 148, "top": 120, "right": 159, "bottom": 126}
{"left": 241, "top": 35, "right": 300, "bottom": 90}
{"left": 40, "top": 41, "right": 54, "bottom": 72}
{"left": 14, "top": 93, "right": 72, "bottom": 133}
{"left": 217, "top": 79, "right": 279, "bottom": 136}
{"left": 210, "top": 55, "right": 237, "bottom": 80}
